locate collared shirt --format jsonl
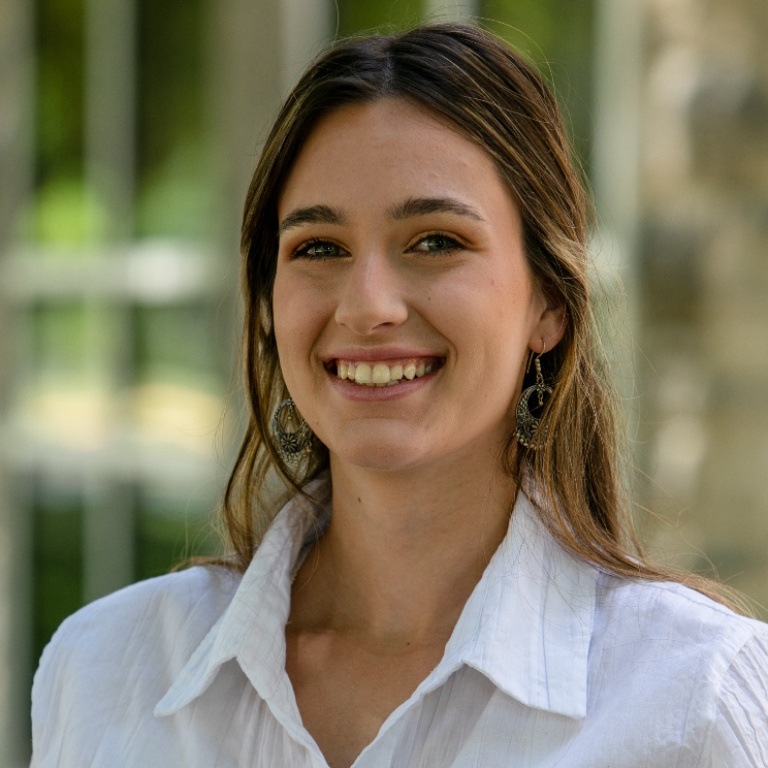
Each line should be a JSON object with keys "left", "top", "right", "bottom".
{"left": 31, "top": 488, "right": 768, "bottom": 767}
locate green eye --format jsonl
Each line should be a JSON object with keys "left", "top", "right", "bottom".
{"left": 414, "top": 234, "right": 462, "bottom": 254}
{"left": 294, "top": 239, "right": 345, "bottom": 259}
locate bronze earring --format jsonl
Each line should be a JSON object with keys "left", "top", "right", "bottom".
{"left": 514, "top": 345, "right": 553, "bottom": 450}
{"left": 271, "top": 398, "right": 313, "bottom": 463}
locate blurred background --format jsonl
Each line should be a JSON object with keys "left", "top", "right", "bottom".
{"left": 1, "top": 0, "right": 767, "bottom": 763}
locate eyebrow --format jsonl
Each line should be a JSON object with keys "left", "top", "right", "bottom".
{"left": 279, "top": 205, "right": 347, "bottom": 233}
{"left": 278, "top": 196, "right": 485, "bottom": 234}
{"left": 388, "top": 196, "right": 486, "bottom": 222}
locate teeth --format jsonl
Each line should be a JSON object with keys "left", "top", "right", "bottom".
{"left": 372, "top": 363, "right": 390, "bottom": 384}
{"left": 335, "top": 359, "right": 439, "bottom": 386}
{"left": 354, "top": 363, "right": 372, "bottom": 384}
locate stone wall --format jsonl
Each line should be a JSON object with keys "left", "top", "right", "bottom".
{"left": 638, "top": 0, "right": 768, "bottom": 614}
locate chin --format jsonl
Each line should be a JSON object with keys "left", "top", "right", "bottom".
{"left": 328, "top": 436, "right": 433, "bottom": 475}
{"left": 337, "top": 448, "right": 417, "bottom": 474}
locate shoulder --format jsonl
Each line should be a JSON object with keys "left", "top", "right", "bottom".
{"left": 31, "top": 565, "right": 241, "bottom": 762}
{"left": 710, "top": 628, "right": 768, "bottom": 765}
{"left": 41, "top": 565, "right": 240, "bottom": 668}
{"left": 594, "top": 574, "right": 765, "bottom": 655}
{"left": 590, "top": 574, "right": 768, "bottom": 764}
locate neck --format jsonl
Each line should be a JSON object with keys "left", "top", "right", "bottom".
{"left": 291, "top": 452, "right": 517, "bottom": 645}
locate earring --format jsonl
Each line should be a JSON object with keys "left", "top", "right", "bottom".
{"left": 515, "top": 346, "right": 553, "bottom": 450}
{"left": 271, "top": 398, "right": 313, "bottom": 463}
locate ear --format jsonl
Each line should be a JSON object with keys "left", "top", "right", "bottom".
{"left": 529, "top": 290, "right": 566, "bottom": 354}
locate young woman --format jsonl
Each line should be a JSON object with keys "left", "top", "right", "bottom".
{"left": 32, "top": 24, "right": 768, "bottom": 768}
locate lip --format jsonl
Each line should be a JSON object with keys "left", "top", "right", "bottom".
{"left": 323, "top": 346, "right": 445, "bottom": 364}
{"left": 320, "top": 346, "right": 446, "bottom": 401}
{"left": 327, "top": 365, "right": 441, "bottom": 401}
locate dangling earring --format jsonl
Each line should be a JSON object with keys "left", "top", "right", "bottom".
{"left": 271, "top": 398, "right": 313, "bottom": 463}
{"left": 515, "top": 344, "right": 553, "bottom": 450}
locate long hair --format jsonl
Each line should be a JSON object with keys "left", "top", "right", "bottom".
{"left": 222, "top": 23, "right": 739, "bottom": 608}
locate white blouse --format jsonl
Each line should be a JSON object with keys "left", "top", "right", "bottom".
{"left": 31, "top": 488, "right": 768, "bottom": 767}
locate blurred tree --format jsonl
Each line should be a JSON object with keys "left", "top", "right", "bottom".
{"left": 482, "top": 0, "right": 595, "bottom": 169}
{"left": 35, "top": 0, "right": 86, "bottom": 187}
{"left": 136, "top": 0, "right": 211, "bottom": 238}
{"left": 337, "top": 0, "right": 422, "bottom": 35}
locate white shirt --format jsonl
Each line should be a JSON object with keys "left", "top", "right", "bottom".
{"left": 31, "top": 487, "right": 768, "bottom": 767}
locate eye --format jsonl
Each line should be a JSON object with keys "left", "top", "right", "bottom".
{"left": 292, "top": 238, "right": 348, "bottom": 260}
{"left": 409, "top": 233, "right": 463, "bottom": 256}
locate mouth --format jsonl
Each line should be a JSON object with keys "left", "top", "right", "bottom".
{"left": 327, "top": 357, "right": 445, "bottom": 387}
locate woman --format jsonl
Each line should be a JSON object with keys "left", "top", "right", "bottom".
{"left": 32, "top": 23, "right": 768, "bottom": 767}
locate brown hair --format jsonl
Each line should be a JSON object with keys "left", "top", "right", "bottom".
{"left": 222, "top": 23, "right": 739, "bottom": 608}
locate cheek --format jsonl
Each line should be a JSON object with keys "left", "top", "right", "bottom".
{"left": 273, "top": 270, "right": 311, "bottom": 339}
{"left": 479, "top": 281, "right": 539, "bottom": 377}
{"left": 271, "top": 275, "right": 291, "bottom": 343}
{"left": 272, "top": 274, "right": 304, "bottom": 382}
{"left": 272, "top": 272, "right": 328, "bottom": 369}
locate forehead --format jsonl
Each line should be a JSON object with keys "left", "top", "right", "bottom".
{"left": 278, "top": 98, "right": 514, "bottom": 218}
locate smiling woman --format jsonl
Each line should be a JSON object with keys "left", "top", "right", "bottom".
{"left": 273, "top": 98, "right": 558, "bottom": 477}
{"left": 30, "top": 23, "right": 768, "bottom": 768}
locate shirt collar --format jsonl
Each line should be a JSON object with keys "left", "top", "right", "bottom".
{"left": 446, "top": 491, "right": 597, "bottom": 719}
{"left": 154, "top": 480, "right": 331, "bottom": 718}
{"left": 155, "top": 481, "right": 596, "bottom": 721}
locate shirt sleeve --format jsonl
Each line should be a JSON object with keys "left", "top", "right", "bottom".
{"left": 30, "top": 622, "right": 70, "bottom": 768}
{"left": 708, "top": 629, "right": 768, "bottom": 767}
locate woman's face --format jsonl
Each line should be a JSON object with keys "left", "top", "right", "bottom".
{"left": 273, "top": 98, "right": 563, "bottom": 474}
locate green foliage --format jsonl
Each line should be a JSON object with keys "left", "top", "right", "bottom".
{"left": 136, "top": 142, "right": 212, "bottom": 239}
{"left": 480, "top": 0, "right": 595, "bottom": 168}
{"left": 336, "top": 0, "right": 423, "bottom": 36}
{"left": 35, "top": 0, "right": 86, "bottom": 184}
{"left": 19, "top": 177, "right": 110, "bottom": 245}
{"left": 136, "top": 304, "right": 220, "bottom": 391}
{"left": 33, "top": 497, "right": 83, "bottom": 664}
{"left": 35, "top": 305, "right": 88, "bottom": 379}
{"left": 137, "top": 0, "right": 205, "bottom": 173}
{"left": 136, "top": 0, "right": 207, "bottom": 238}
{"left": 136, "top": 498, "right": 218, "bottom": 579}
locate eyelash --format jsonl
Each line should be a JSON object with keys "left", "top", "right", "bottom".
{"left": 291, "top": 238, "right": 347, "bottom": 260}
{"left": 291, "top": 232, "right": 464, "bottom": 260}
{"left": 407, "top": 232, "right": 463, "bottom": 256}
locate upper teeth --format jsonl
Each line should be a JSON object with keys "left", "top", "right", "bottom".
{"left": 336, "top": 359, "right": 435, "bottom": 386}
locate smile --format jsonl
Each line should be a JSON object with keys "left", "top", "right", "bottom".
{"left": 332, "top": 358, "right": 443, "bottom": 387}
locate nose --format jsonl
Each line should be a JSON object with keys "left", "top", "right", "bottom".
{"left": 334, "top": 250, "right": 409, "bottom": 335}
